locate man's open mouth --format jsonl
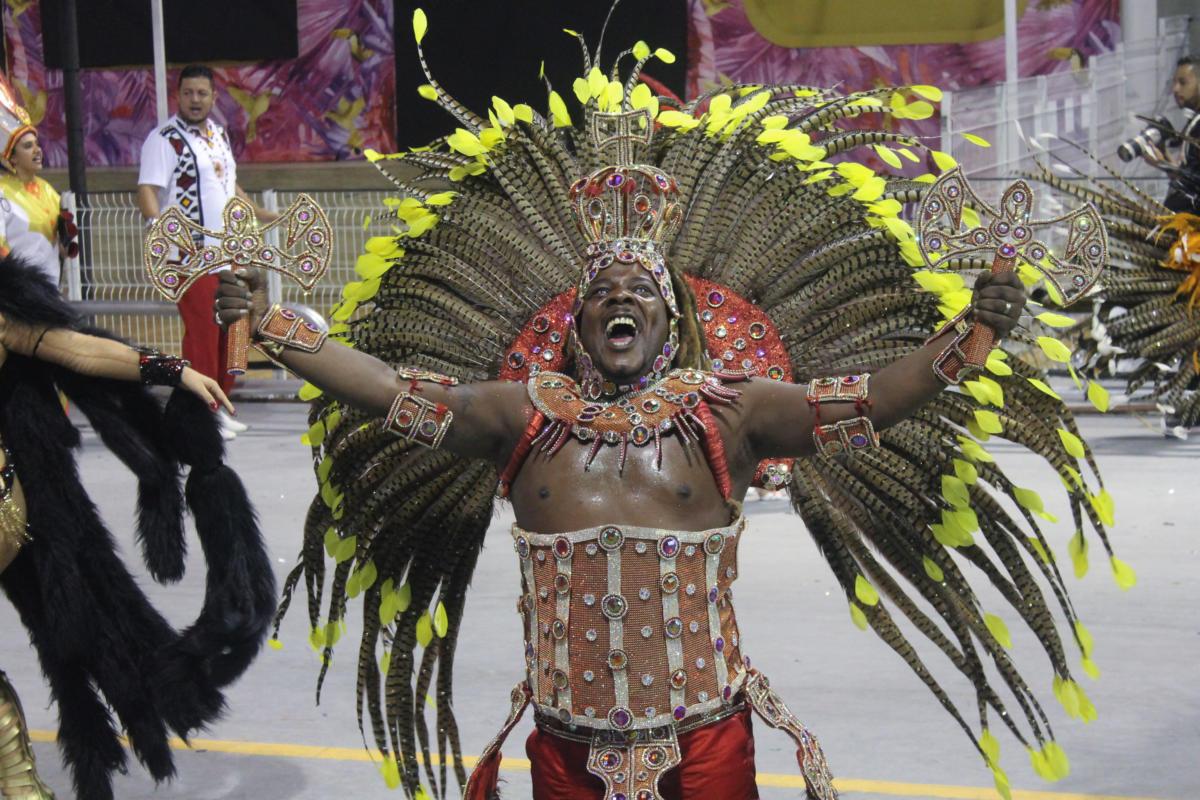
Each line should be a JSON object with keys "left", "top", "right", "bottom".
{"left": 605, "top": 315, "right": 639, "bottom": 349}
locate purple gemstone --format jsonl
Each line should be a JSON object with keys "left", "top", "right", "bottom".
{"left": 947, "top": 186, "right": 959, "bottom": 197}
{"left": 608, "top": 173, "right": 624, "bottom": 187}
{"left": 673, "top": 705, "right": 687, "bottom": 721}
{"left": 203, "top": 251, "right": 214, "bottom": 261}
{"left": 300, "top": 260, "right": 314, "bottom": 272}
{"left": 232, "top": 208, "right": 245, "bottom": 220}
{"left": 613, "top": 708, "right": 631, "bottom": 726}
{"left": 727, "top": 315, "right": 738, "bottom": 324}
{"left": 928, "top": 237, "right": 942, "bottom": 250}
{"left": 723, "top": 686, "right": 733, "bottom": 700}
{"left": 663, "top": 343, "right": 672, "bottom": 356}
{"left": 755, "top": 348, "right": 766, "bottom": 358}
{"left": 532, "top": 346, "right": 542, "bottom": 355}
{"left": 310, "top": 232, "right": 324, "bottom": 244}
{"left": 151, "top": 244, "right": 164, "bottom": 255}
{"left": 242, "top": 237, "right": 254, "bottom": 248}
{"left": 659, "top": 536, "right": 680, "bottom": 558}
{"left": 708, "top": 587, "right": 718, "bottom": 603}
{"left": 164, "top": 274, "right": 177, "bottom": 285}
{"left": 999, "top": 243, "right": 1016, "bottom": 257}
{"left": 166, "top": 221, "right": 179, "bottom": 233}
{"left": 614, "top": 794, "right": 627, "bottom": 800}
{"left": 299, "top": 210, "right": 311, "bottom": 221}
{"left": 707, "top": 290, "right": 724, "bottom": 307}
{"left": 744, "top": 655, "right": 752, "bottom": 668}
{"left": 850, "top": 434, "right": 869, "bottom": 447}
{"left": 715, "top": 637, "right": 725, "bottom": 652}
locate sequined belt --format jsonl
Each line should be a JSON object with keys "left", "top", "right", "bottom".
{"left": 464, "top": 672, "right": 839, "bottom": 800}
{"left": 513, "top": 517, "right": 748, "bottom": 733}
{"left": 0, "top": 444, "right": 28, "bottom": 561}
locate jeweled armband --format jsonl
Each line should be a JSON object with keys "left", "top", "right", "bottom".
{"left": 806, "top": 374, "right": 871, "bottom": 406}
{"left": 138, "top": 352, "right": 189, "bottom": 387}
{"left": 925, "top": 308, "right": 975, "bottom": 386}
{"left": 254, "top": 305, "right": 328, "bottom": 364}
{"left": 384, "top": 390, "right": 453, "bottom": 449}
{"left": 806, "top": 373, "right": 878, "bottom": 457}
{"left": 813, "top": 417, "right": 880, "bottom": 458}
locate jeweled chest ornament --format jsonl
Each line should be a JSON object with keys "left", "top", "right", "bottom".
{"left": 916, "top": 168, "right": 1107, "bottom": 381}
{"left": 144, "top": 195, "right": 332, "bottom": 375}
{"left": 526, "top": 369, "right": 743, "bottom": 471}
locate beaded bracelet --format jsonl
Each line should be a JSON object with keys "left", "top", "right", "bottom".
{"left": 138, "top": 352, "right": 189, "bottom": 387}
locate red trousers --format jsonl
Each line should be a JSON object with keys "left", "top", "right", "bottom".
{"left": 525, "top": 708, "right": 759, "bottom": 800}
{"left": 177, "top": 272, "right": 235, "bottom": 396}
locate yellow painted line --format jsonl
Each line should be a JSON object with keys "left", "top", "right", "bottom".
{"left": 28, "top": 729, "right": 1163, "bottom": 800}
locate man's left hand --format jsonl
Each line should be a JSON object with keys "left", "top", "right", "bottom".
{"left": 972, "top": 271, "right": 1026, "bottom": 339}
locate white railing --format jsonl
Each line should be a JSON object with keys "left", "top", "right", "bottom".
{"left": 62, "top": 189, "right": 394, "bottom": 356}
{"left": 942, "top": 15, "right": 1192, "bottom": 181}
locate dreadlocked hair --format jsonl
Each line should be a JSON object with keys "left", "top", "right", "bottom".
{"left": 669, "top": 258, "right": 711, "bottom": 372}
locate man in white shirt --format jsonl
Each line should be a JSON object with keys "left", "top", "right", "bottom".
{"left": 137, "top": 64, "right": 275, "bottom": 438}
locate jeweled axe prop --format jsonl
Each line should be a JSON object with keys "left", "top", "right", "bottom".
{"left": 916, "top": 168, "right": 1108, "bottom": 378}
{"left": 143, "top": 195, "right": 332, "bottom": 375}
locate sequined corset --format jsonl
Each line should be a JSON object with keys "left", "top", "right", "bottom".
{"left": 513, "top": 517, "right": 748, "bottom": 733}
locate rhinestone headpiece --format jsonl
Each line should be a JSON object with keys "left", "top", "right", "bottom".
{"left": 568, "top": 110, "right": 686, "bottom": 400}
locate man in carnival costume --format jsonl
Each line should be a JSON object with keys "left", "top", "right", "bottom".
{"left": 218, "top": 11, "right": 1123, "bottom": 800}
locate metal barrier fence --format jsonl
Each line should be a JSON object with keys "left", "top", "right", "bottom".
{"left": 63, "top": 189, "right": 393, "bottom": 356}
{"left": 941, "top": 16, "right": 1192, "bottom": 180}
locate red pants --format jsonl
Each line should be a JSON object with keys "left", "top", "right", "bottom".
{"left": 525, "top": 708, "right": 759, "bottom": 800}
{"left": 177, "top": 272, "right": 235, "bottom": 396}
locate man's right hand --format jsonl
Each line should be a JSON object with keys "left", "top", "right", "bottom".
{"left": 214, "top": 268, "right": 269, "bottom": 332}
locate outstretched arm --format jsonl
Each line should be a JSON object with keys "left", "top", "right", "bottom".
{"left": 739, "top": 271, "right": 1026, "bottom": 460}
{"left": 214, "top": 268, "right": 527, "bottom": 464}
{"left": 0, "top": 313, "right": 233, "bottom": 413}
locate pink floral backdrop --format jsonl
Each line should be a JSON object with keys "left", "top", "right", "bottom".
{"left": 688, "top": 0, "right": 1120, "bottom": 146}
{"left": 3, "top": 0, "right": 395, "bottom": 166}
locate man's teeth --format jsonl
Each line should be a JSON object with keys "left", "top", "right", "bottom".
{"left": 605, "top": 316, "right": 638, "bottom": 336}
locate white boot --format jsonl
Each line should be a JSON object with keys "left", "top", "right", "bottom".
{"left": 220, "top": 410, "right": 248, "bottom": 434}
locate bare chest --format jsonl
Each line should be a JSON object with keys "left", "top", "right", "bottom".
{"left": 509, "top": 434, "right": 731, "bottom": 533}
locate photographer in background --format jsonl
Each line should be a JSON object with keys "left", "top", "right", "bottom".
{"left": 1142, "top": 54, "right": 1200, "bottom": 213}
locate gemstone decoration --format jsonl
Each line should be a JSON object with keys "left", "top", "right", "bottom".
{"left": 608, "top": 649, "right": 628, "bottom": 670}
{"left": 599, "top": 527, "right": 624, "bottom": 550}
{"left": 658, "top": 536, "right": 680, "bottom": 559}
{"left": 609, "top": 707, "right": 633, "bottom": 730}
{"left": 704, "top": 532, "right": 725, "bottom": 555}
{"left": 664, "top": 617, "right": 683, "bottom": 638}
{"left": 660, "top": 573, "right": 679, "bottom": 594}
{"left": 601, "top": 594, "right": 628, "bottom": 620}
{"left": 553, "top": 536, "right": 573, "bottom": 560}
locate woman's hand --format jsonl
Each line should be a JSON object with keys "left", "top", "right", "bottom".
{"left": 972, "top": 271, "right": 1027, "bottom": 340}
{"left": 181, "top": 366, "right": 235, "bottom": 415}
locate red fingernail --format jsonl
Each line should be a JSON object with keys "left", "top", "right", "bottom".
{"left": 210, "top": 401, "right": 218, "bottom": 410}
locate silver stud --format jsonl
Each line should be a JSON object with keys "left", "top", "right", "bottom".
{"left": 586, "top": 544, "right": 598, "bottom": 556}
{"left": 635, "top": 542, "right": 648, "bottom": 554}
{"left": 689, "top": 621, "right": 700, "bottom": 634}
{"left": 584, "top": 670, "right": 595, "bottom": 682}
{"left": 696, "top": 657, "right": 706, "bottom": 669}
{"left": 586, "top": 629, "right": 598, "bottom": 641}
{"left": 638, "top": 587, "right": 651, "bottom": 601}
{"left": 583, "top": 593, "right": 596, "bottom": 607}
{"left": 725, "top": 567, "right": 736, "bottom": 579}
{"left": 536, "top": 551, "right": 546, "bottom": 562}
{"left": 585, "top": 706, "right": 596, "bottom": 717}
{"left": 685, "top": 583, "right": 696, "bottom": 596}
{"left": 641, "top": 674, "right": 654, "bottom": 687}
{"left": 538, "top": 588, "right": 549, "bottom": 600}
{"left": 685, "top": 545, "right": 696, "bottom": 557}
{"left": 645, "top": 706, "right": 657, "bottom": 717}
{"left": 641, "top": 625, "right": 653, "bottom": 639}
{"left": 697, "top": 691, "right": 709, "bottom": 703}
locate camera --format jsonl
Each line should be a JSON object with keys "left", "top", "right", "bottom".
{"left": 1117, "top": 116, "right": 1177, "bottom": 162}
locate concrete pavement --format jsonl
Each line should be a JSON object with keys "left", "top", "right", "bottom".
{"left": 2, "top": 404, "right": 1196, "bottom": 799}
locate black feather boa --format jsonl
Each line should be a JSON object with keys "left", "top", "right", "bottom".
{"left": 0, "top": 258, "right": 276, "bottom": 800}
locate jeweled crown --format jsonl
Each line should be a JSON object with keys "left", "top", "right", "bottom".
{"left": 569, "top": 164, "right": 683, "bottom": 247}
